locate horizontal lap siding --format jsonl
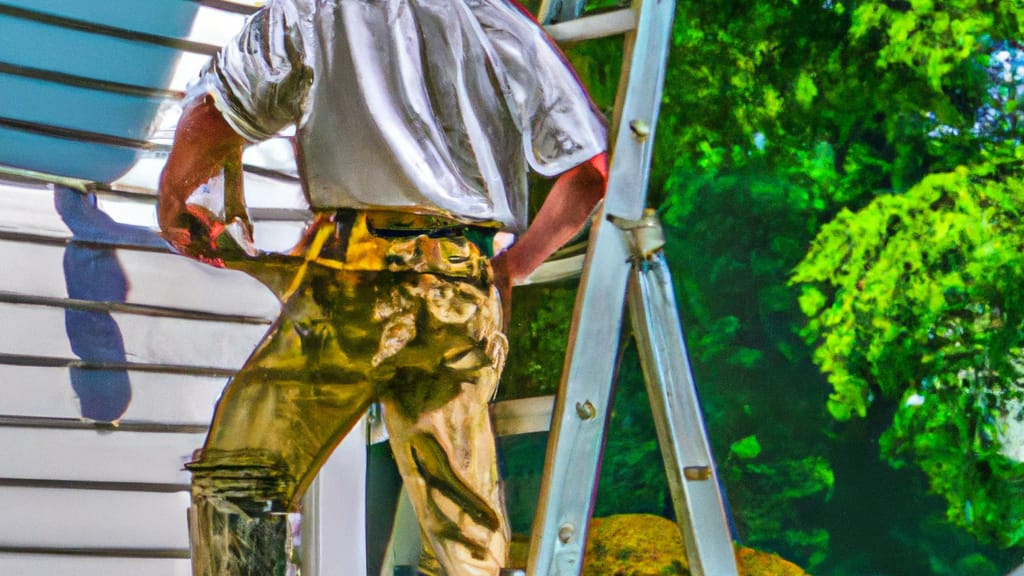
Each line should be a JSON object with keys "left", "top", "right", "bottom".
{"left": 0, "top": 301, "right": 271, "bottom": 370}
{"left": 0, "top": 487, "right": 191, "bottom": 550}
{"left": 0, "top": 3, "right": 301, "bottom": 572}
{"left": 0, "top": 178, "right": 277, "bottom": 570}
{"left": 0, "top": 554, "right": 190, "bottom": 576}
{"left": 0, "top": 427, "right": 205, "bottom": 486}
{"left": 0, "top": 366, "right": 223, "bottom": 425}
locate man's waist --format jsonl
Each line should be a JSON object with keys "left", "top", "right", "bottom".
{"left": 317, "top": 209, "right": 500, "bottom": 258}
{"left": 302, "top": 209, "right": 500, "bottom": 263}
{"left": 351, "top": 209, "right": 502, "bottom": 238}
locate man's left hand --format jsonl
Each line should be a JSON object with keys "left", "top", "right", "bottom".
{"left": 490, "top": 251, "right": 514, "bottom": 330}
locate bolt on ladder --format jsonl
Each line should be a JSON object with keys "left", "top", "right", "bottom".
{"left": 524, "top": 0, "right": 740, "bottom": 573}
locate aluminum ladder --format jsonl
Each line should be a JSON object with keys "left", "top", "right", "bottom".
{"left": 525, "top": 0, "right": 740, "bottom": 573}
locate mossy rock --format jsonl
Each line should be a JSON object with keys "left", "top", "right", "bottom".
{"left": 509, "top": 514, "right": 807, "bottom": 576}
{"left": 733, "top": 545, "right": 808, "bottom": 576}
{"left": 583, "top": 514, "right": 690, "bottom": 575}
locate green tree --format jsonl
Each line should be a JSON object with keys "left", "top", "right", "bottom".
{"left": 658, "top": 0, "right": 1024, "bottom": 570}
{"left": 790, "top": 0, "right": 1024, "bottom": 555}
{"left": 794, "top": 152, "right": 1024, "bottom": 548}
{"left": 503, "top": 0, "right": 1024, "bottom": 572}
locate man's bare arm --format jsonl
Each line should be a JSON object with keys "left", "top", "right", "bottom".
{"left": 491, "top": 152, "right": 608, "bottom": 307}
{"left": 158, "top": 96, "right": 246, "bottom": 251}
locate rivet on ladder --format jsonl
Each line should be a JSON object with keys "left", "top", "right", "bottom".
{"left": 629, "top": 119, "right": 651, "bottom": 141}
{"left": 575, "top": 400, "right": 597, "bottom": 420}
{"left": 683, "top": 466, "right": 712, "bottom": 481}
{"left": 558, "top": 523, "right": 576, "bottom": 544}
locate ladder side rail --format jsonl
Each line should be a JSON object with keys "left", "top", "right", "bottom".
{"left": 526, "top": 0, "right": 679, "bottom": 572}
{"left": 602, "top": 0, "right": 676, "bottom": 223}
{"left": 627, "top": 251, "right": 739, "bottom": 576}
{"left": 525, "top": 212, "right": 632, "bottom": 576}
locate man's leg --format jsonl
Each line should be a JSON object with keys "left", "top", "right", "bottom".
{"left": 188, "top": 276, "right": 377, "bottom": 576}
{"left": 377, "top": 275, "right": 510, "bottom": 576}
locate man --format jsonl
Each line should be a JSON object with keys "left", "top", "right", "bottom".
{"left": 158, "top": 0, "right": 607, "bottom": 573}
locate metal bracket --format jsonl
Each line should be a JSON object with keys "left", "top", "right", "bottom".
{"left": 608, "top": 208, "right": 666, "bottom": 261}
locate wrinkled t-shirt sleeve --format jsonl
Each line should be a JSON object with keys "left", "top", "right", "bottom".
{"left": 525, "top": 40, "right": 608, "bottom": 176}
{"left": 474, "top": 0, "right": 608, "bottom": 177}
{"left": 189, "top": 1, "right": 312, "bottom": 142}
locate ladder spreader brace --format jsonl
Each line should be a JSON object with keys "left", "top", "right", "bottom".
{"left": 526, "top": 0, "right": 740, "bottom": 572}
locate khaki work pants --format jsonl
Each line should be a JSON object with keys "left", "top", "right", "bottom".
{"left": 188, "top": 213, "right": 510, "bottom": 576}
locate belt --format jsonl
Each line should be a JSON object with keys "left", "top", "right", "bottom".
{"left": 341, "top": 209, "right": 499, "bottom": 256}
{"left": 357, "top": 209, "right": 499, "bottom": 238}
{"left": 281, "top": 210, "right": 498, "bottom": 300}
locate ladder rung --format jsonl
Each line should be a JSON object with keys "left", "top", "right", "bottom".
{"left": 367, "top": 395, "right": 556, "bottom": 445}
{"left": 545, "top": 8, "right": 636, "bottom": 44}
{"left": 522, "top": 253, "right": 585, "bottom": 285}
{"left": 491, "top": 395, "right": 555, "bottom": 436}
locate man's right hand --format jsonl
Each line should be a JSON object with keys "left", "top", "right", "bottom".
{"left": 159, "top": 203, "right": 228, "bottom": 267}
{"left": 157, "top": 95, "right": 247, "bottom": 266}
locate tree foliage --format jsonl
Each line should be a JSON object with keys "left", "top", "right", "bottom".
{"left": 657, "top": 0, "right": 1024, "bottom": 568}
{"left": 501, "top": 0, "right": 1024, "bottom": 571}
{"left": 789, "top": 0, "right": 1024, "bottom": 553}
{"left": 794, "top": 154, "right": 1024, "bottom": 547}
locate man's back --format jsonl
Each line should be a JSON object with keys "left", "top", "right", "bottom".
{"left": 158, "top": 2, "right": 608, "bottom": 574}
{"left": 195, "top": 0, "right": 606, "bottom": 230}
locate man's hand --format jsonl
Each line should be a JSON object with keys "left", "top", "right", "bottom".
{"left": 490, "top": 153, "right": 608, "bottom": 329}
{"left": 159, "top": 202, "right": 228, "bottom": 267}
{"left": 158, "top": 95, "right": 247, "bottom": 267}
